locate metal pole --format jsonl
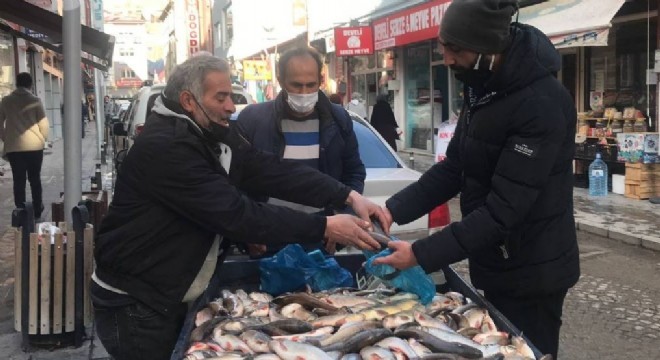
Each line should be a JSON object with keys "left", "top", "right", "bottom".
{"left": 63, "top": 0, "right": 82, "bottom": 225}
{"left": 94, "top": 70, "right": 105, "bottom": 161}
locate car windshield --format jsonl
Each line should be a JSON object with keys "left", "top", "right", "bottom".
{"left": 353, "top": 119, "right": 401, "bottom": 168}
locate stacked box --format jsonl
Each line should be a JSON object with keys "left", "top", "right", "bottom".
{"left": 625, "top": 163, "right": 660, "bottom": 199}
{"left": 616, "top": 133, "right": 659, "bottom": 164}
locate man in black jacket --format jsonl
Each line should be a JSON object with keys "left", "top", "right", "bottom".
{"left": 92, "top": 55, "right": 388, "bottom": 360}
{"left": 374, "top": 1, "right": 580, "bottom": 358}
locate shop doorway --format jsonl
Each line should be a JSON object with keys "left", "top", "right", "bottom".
{"left": 558, "top": 47, "right": 584, "bottom": 110}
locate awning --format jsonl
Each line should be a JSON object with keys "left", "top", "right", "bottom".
{"left": 0, "top": 1, "right": 114, "bottom": 71}
{"left": 519, "top": 0, "right": 625, "bottom": 49}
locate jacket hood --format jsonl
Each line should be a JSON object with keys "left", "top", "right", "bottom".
{"left": 487, "top": 23, "right": 561, "bottom": 94}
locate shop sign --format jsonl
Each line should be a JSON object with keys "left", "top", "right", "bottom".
{"left": 242, "top": 60, "right": 272, "bottom": 81}
{"left": 373, "top": 0, "right": 451, "bottom": 51}
{"left": 334, "top": 26, "right": 373, "bottom": 57}
{"left": 116, "top": 78, "right": 143, "bottom": 88}
{"left": 186, "top": 0, "right": 201, "bottom": 57}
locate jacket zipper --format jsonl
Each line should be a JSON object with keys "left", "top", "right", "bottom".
{"left": 500, "top": 244, "right": 510, "bottom": 259}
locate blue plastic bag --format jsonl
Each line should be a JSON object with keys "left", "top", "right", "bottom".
{"left": 259, "top": 244, "right": 354, "bottom": 296}
{"left": 364, "top": 246, "right": 436, "bottom": 305}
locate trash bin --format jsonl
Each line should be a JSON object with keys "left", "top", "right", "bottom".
{"left": 12, "top": 203, "right": 94, "bottom": 350}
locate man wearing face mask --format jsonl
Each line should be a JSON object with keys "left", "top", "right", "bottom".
{"left": 372, "top": 1, "right": 579, "bottom": 358}
{"left": 237, "top": 47, "right": 365, "bottom": 255}
{"left": 91, "top": 55, "right": 388, "bottom": 360}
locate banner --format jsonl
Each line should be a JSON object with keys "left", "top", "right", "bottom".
{"left": 373, "top": 0, "right": 451, "bottom": 51}
{"left": 334, "top": 26, "right": 373, "bottom": 57}
{"left": 185, "top": 0, "right": 201, "bottom": 57}
{"left": 242, "top": 60, "right": 272, "bottom": 81}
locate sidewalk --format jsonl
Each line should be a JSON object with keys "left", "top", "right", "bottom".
{"left": 0, "top": 124, "right": 110, "bottom": 359}
{"left": 398, "top": 150, "right": 660, "bottom": 251}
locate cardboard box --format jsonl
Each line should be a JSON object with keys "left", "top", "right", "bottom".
{"left": 617, "top": 133, "right": 659, "bottom": 163}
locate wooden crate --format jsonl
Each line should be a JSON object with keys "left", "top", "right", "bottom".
{"left": 14, "top": 223, "right": 94, "bottom": 334}
{"left": 625, "top": 163, "right": 660, "bottom": 199}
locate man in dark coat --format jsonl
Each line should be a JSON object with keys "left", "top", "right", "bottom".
{"left": 370, "top": 94, "right": 399, "bottom": 151}
{"left": 91, "top": 55, "right": 387, "bottom": 360}
{"left": 374, "top": 1, "right": 579, "bottom": 358}
{"left": 237, "top": 47, "right": 365, "bottom": 255}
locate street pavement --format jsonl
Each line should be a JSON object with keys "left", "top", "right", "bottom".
{"left": 0, "top": 131, "right": 658, "bottom": 359}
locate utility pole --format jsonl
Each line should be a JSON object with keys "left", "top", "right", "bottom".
{"left": 63, "top": 0, "right": 82, "bottom": 225}
{"left": 92, "top": 0, "right": 105, "bottom": 164}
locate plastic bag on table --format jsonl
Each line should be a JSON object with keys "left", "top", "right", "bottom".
{"left": 364, "top": 245, "right": 436, "bottom": 305}
{"left": 259, "top": 244, "right": 353, "bottom": 296}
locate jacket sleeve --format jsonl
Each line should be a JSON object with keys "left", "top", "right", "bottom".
{"left": 143, "top": 139, "right": 343, "bottom": 244}
{"left": 338, "top": 109, "right": 366, "bottom": 193}
{"left": 410, "top": 96, "right": 568, "bottom": 273}
{"left": 386, "top": 113, "right": 464, "bottom": 224}
{"left": 233, "top": 143, "right": 352, "bottom": 210}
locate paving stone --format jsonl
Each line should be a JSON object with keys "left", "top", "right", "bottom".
{"left": 641, "top": 235, "right": 660, "bottom": 252}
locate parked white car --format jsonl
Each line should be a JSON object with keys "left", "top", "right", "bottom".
{"left": 230, "top": 109, "right": 450, "bottom": 239}
{"left": 124, "top": 83, "right": 167, "bottom": 150}
{"left": 232, "top": 84, "right": 255, "bottom": 112}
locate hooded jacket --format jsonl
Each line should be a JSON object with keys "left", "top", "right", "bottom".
{"left": 94, "top": 96, "right": 351, "bottom": 314}
{"left": 236, "top": 90, "right": 365, "bottom": 195}
{"left": 386, "top": 23, "right": 580, "bottom": 296}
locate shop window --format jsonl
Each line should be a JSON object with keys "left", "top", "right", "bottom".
{"left": 0, "top": 33, "right": 15, "bottom": 98}
{"left": 405, "top": 44, "right": 432, "bottom": 151}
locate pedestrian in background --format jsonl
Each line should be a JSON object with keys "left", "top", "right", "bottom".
{"left": 373, "top": 1, "right": 579, "bottom": 358}
{"left": 0, "top": 72, "right": 49, "bottom": 219}
{"left": 346, "top": 91, "right": 368, "bottom": 119}
{"left": 370, "top": 93, "right": 399, "bottom": 151}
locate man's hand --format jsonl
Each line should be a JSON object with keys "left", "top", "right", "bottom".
{"left": 372, "top": 241, "right": 418, "bottom": 270}
{"left": 324, "top": 214, "right": 381, "bottom": 251}
{"left": 346, "top": 190, "right": 392, "bottom": 235}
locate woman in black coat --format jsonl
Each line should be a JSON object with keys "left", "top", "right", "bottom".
{"left": 370, "top": 94, "right": 399, "bottom": 151}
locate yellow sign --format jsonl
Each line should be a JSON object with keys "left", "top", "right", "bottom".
{"left": 242, "top": 60, "right": 272, "bottom": 80}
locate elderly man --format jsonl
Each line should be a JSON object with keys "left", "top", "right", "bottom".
{"left": 91, "top": 55, "right": 387, "bottom": 360}
{"left": 237, "top": 47, "right": 366, "bottom": 255}
{"left": 374, "top": 1, "right": 579, "bottom": 358}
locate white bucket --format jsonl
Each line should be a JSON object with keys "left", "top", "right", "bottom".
{"left": 612, "top": 174, "right": 625, "bottom": 195}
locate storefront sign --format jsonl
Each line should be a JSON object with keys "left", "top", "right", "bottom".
{"left": 186, "top": 0, "right": 201, "bottom": 57}
{"left": 116, "top": 78, "right": 143, "bottom": 88}
{"left": 242, "top": 60, "right": 272, "bottom": 80}
{"left": 334, "top": 26, "right": 373, "bottom": 56}
{"left": 373, "top": 0, "right": 451, "bottom": 51}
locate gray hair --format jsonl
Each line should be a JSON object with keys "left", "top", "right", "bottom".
{"left": 163, "top": 55, "right": 230, "bottom": 100}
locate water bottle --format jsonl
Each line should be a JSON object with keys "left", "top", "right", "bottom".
{"left": 589, "top": 153, "right": 608, "bottom": 196}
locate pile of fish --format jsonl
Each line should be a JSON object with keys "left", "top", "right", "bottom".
{"left": 184, "top": 287, "right": 544, "bottom": 360}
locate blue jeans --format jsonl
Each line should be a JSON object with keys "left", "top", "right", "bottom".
{"left": 93, "top": 300, "right": 188, "bottom": 360}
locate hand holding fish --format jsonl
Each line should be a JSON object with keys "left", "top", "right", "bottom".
{"left": 345, "top": 190, "right": 391, "bottom": 235}
{"left": 325, "top": 214, "right": 381, "bottom": 251}
{"left": 372, "top": 241, "right": 418, "bottom": 270}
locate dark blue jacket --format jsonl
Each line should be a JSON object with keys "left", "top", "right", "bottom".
{"left": 236, "top": 91, "right": 366, "bottom": 196}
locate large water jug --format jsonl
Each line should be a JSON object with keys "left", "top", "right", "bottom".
{"left": 588, "top": 153, "right": 608, "bottom": 196}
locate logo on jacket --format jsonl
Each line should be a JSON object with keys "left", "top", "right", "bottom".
{"left": 512, "top": 143, "right": 538, "bottom": 158}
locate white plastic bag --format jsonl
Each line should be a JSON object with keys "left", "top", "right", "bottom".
{"left": 434, "top": 113, "right": 458, "bottom": 163}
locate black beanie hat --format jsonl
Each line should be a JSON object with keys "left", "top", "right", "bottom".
{"left": 440, "top": 0, "right": 518, "bottom": 54}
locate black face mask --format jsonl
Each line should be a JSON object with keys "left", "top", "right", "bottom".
{"left": 190, "top": 95, "right": 230, "bottom": 143}
{"left": 453, "top": 54, "right": 494, "bottom": 88}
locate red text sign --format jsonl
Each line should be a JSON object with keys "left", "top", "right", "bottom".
{"left": 373, "top": 0, "right": 452, "bottom": 50}
{"left": 334, "top": 26, "right": 374, "bottom": 56}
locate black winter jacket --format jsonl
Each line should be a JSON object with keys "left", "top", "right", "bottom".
{"left": 386, "top": 24, "right": 580, "bottom": 296}
{"left": 94, "top": 98, "right": 351, "bottom": 315}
